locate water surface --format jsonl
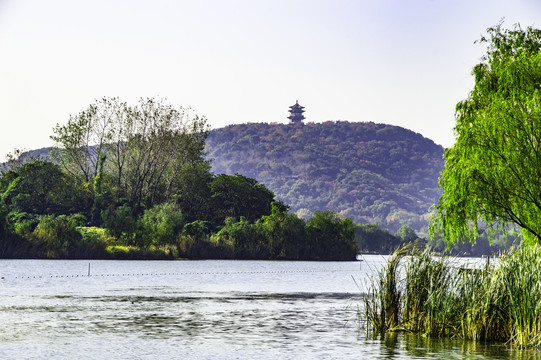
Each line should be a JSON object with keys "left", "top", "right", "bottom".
{"left": 0, "top": 257, "right": 538, "bottom": 359}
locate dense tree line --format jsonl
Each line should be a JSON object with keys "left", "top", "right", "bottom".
{"left": 354, "top": 223, "right": 511, "bottom": 256}
{"left": 0, "top": 98, "right": 359, "bottom": 260}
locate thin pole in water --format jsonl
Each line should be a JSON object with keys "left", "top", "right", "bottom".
{"left": 88, "top": 263, "right": 91, "bottom": 276}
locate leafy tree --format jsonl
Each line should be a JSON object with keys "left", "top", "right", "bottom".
{"left": 182, "top": 220, "right": 215, "bottom": 242}
{"left": 1, "top": 161, "right": 91, "bottom": 216}
{"left": 101, "top": 203, "right": 137, "bottom": 243}
{"left": 51, "top": 97, "right": 209, "bottom": 213}
{"left": 257, "top": 202, "right": 306, "bottom": 259}
{"left": 116, "top": 99, "right": 208, "bottom": 211}
{"left": 213, "top": 217, "right": 267, "bottom": 259}
{"left": 174, "top": 162, "right": 214, "bottom": 222}
{"left": 91, "top": 154, "right": 108, "bottom": 226}
{"left": 139, "top": 202, "right": 185, "bottom": 248}
{"left": 305, "top": 210, "right": 358, "bottom": 260}
{"left": 355, "top": 223, "right": 400, "bottom": 253}
{"left": 431, "top": 23, "right": 541, "bottom": 244}
{"left": 50, "top": 98, "right": 119, "bottom": 182}
{"left": 0, "top": 170, "right": 19, "bottom": 195}
{"left": 0, "top": 203, "right": 11, "bottom": 256}
{"left": 210, "top": 174, "right": 275, "bottom": 224}
{"left": 30, "top": 214, "right": 87, "bottom": 258}
{"left": 396, "top": 224, "right": 418, "bottom": 243}
{"left": 179, "top": 220, "right": 222, "bottom": 259}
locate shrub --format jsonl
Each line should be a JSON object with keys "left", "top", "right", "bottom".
{"left": 30, "top": 214, "right": 86, "bottom": 258}
{"left": 101, "top": 203, "right": 137, "bottom": 244}
{"left": 139, "top": 202, "right": 185, "bottom": 248}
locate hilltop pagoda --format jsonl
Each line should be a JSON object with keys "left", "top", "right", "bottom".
{"left": 288, "top": 100, "right": 305, "bottom": 124}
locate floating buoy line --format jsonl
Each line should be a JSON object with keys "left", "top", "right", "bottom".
{"left": 1, "top": 267, "right": 357, "bottom": 281}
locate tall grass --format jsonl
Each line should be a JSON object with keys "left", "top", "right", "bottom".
{"left": 363, "top": 244, "right": 541, "bottom": 348}
{"left": 364, "top": 245, "right": 409, "bottom": 333}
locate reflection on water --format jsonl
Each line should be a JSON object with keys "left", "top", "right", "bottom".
{"left": 0, "top": 258, "right": 538, "bottom": 359}
{"left": 365, "top": 332, "right": 541, "bottom": 360}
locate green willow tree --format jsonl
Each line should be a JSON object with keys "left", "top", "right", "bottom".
{"left": 431, "top": 23, "right": 541, "bottom": 244}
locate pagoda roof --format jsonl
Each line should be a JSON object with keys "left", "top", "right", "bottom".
{"left": 289, "top": 100, "right": 305, "bottom": 112}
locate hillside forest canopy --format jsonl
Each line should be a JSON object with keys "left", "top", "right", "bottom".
{"left": 205, "top": 121, "right": 443, "bottom": 236}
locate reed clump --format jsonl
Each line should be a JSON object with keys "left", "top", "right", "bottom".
{"left": 363, "top": 244, "right": 541, "bottom": 348}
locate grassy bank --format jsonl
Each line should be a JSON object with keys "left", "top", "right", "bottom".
{"left": 363, "top": 245, "right": 541, "bottom": 348}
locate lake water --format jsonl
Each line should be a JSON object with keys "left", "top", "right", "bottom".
{"left": 0, "top": 256, "right": 540, "bottom": 359}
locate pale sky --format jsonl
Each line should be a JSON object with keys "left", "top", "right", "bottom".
{"left": 1, "top": 0, "right": 540, "bottom": 160}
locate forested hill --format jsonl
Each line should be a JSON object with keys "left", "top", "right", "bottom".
{"left": 1, "top": 121, "right": 445, "bottom": 236}
{"left": 205, "top": 121, "right": 444, "bottom": 235}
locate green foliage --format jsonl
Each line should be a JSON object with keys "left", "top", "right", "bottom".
{"left": 6, "top": 211, "right": 39, "bottom": 236}
{"left": 101, "top": 203, "right": 137, "bottom": 243}
{"left": 431, "top": 23, "right": 541, "bottom": 245}
{"left": 213, "top": 217, "right": 268, "bottom": 259}
{"left": 91, "top": 154, "right": 107, "bottom": 226}
{"left": 205, "top": 209, "right": 357, "bottom": 261}
{"left": 0, "top": 153, "right": 357, "bottom": 259}
{"left": 0, "top": 170, "right": 18, "bottom": 194}
{"left": 396, "top": 224, "right": 418, "bottom": 243}
{"left": 354, "top": 222, "right": 510, "bottom": 256}
{"left": 257, "top": 202, "right": 306, "bottom": 259}
{"left": 50, "top": 100, "right": 112, "bottom": 182}
{"left": 355, "top": 223, "right": 401, "bottom": 253}
{"left": 1, "top": 161, "right": 91, "bottom": 216}
{"left": 104, "top": 245, "right": 175, "bottom": 260}
{"left": 0, "top": 206, "right": 37, "bottom": 258}
{"left": 401, "top": 249, "right": 459, "bottom": 336}
{"left": 77, "top": 226, "right": 114, "bottom": 244}
{"left": 426, "top": 231, "right": 515, "bottom": 257}
{"left": 174, "top": 162, "right": 214, "bottom": 222}
{"left": 205, "top": 121, "right": 444, "bottom": 235}
{"left": 305, "top": 210, "right": 358, "bottom": 260}
{"left": 210, "top": 174, "right": 275, "bottom": 224}
{"left": 139, "top": 202, "right": 185, "bottom": 248}
{"left": 51, "top": 97, "right": 210, "bottom": 212}
{"left": 0, "top": 203, "right": 6, "bottom": 237}
{"left": 183, "top": 220, "right": 215, "bottom": 238}
{"left": 179, "top": 221, "right": 232, "bottom": 259}
{"left": 30, "top": 214, "right": 90, "bottom": 258}
{"left": 364, "top": 246, "right": 410, "bottom": 333}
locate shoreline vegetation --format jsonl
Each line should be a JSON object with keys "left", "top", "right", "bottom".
{"left": 0, "top": 98, "right": 354, "bottom": 261}
{"left": 362, "top": 22, "right": 541, "bottom": 350}
{"left": 0, "top": 158, "right": 509, "bottom": 261}
{"left": 0, "top": 170, "right": 361, "bottom": 261}
{"left": 363, "top": 244, "right": 541, "bottom": 348}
